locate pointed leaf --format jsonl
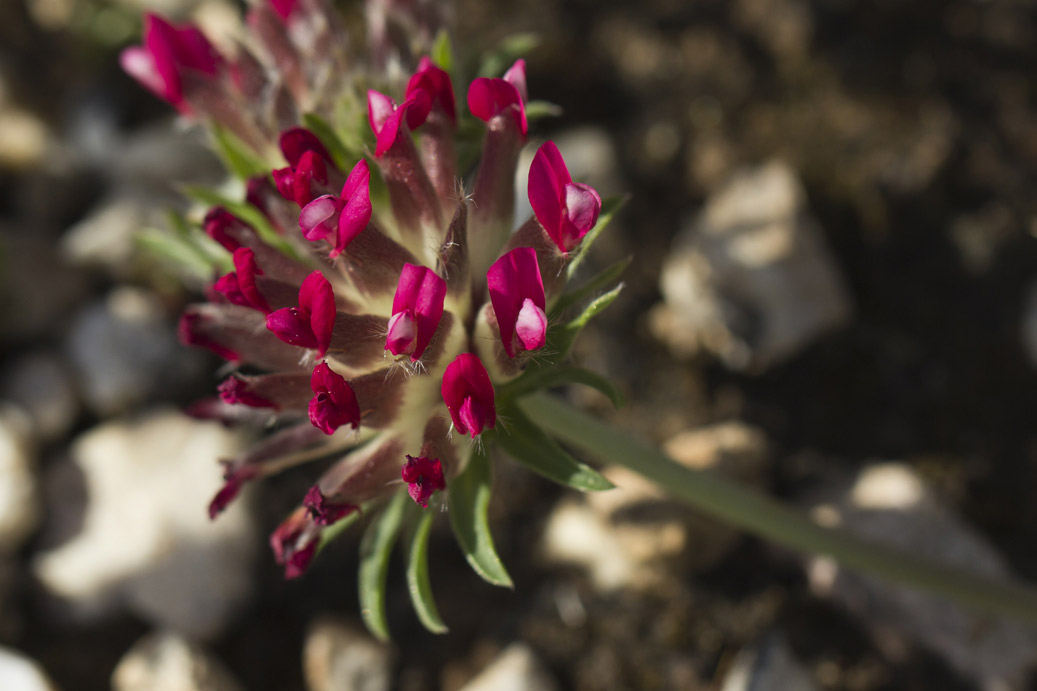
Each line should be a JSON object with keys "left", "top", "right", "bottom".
{"left": 406, "top": 506, "right": 448, "bottom": 634}
{"left": 566, "top": 195, "right": 627, "bottom": 281}
{"left": 497, "top": 405, "right": 613, "bottom": 491}
{"left": 499, "top": 366, "right": 624, "bottom": 410}
{"left": 524, "top": 100, "right": 562, "bottom": 123}
{"left": 550, "top": 282, "right": 624, "bottom": 359}
{"left": 358, "top": 492, "right": 408, "bottom": 642}
{"left": 301, "top": 112, "right": 360, "bottom": 172}
{"left": 211, "top": 125, "right": 271, "bottom": 179}
{"left": 551, "top": 256, "right": 631, "bottom": 318}
{"left": 431, "top": 30, "right": 454, "bottom": 72}
{"left": 182, "top": 185, "right": 307, "bottom": 262}
{"left": 448, "top": 444, "right": 513, "bottom": 587}
{"left": 136, "top": 228, "right": 221, "bottom": 282}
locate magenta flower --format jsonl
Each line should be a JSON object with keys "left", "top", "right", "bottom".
{"left": 308, "top": 362, "right": 361, "bottom": 434}
{"left": 270, "top": 0, "right": 298, "bottom": 22}
{"left": 213, "top": 248, "right": 272, "bottom": 314}
{"left": 442, "top": 354, "right": 496, "bottom": 438}
{"left": 368, "top": 89, "right": 432, "bottom": 157}
{"left": 401, "top": 455, "right": 445, "bottom": 507}
{"left": 299, "top": 159, "right": 372, "bottom": 258}
{"left": 468, "top": 59, "right": 528, "bottom": 136}
{"left": 266, "top": 271, "right": 336, "bottom": 356}
{"left": 385, "top": 264, "right": 446, "bottom": 361}
{"left": 406, "top": 57, "right": 456, "bottom": 125}
{"left": 303, "top": 485, "right": 357, "bottom": 525}
{"left": 270, "top": 507, "right": 320, "bottom": 579}
{"left": 528, "top": 141, "right": 602, "bottom": 254}
{"left": 218, "top": 375, "right": 277, "bottom": 408}
{"left": 488, "top": 247, "right": 547, "bottom": 358}
{"left": 119, "top": 13, "right": 223, "bottom": 112}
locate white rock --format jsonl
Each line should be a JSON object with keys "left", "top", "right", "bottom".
{"left": 805, "top": 462, "right": 1037, "bottom": 690}
{"left": 458, "top": 643, "right": 558, "bottom": 691}
{"left": 652, "top": 161, "right": 852, "bottom": 370}
{"left": 720, "top": 633, "right": 819, "bottom": 691}
{"left": 65, "top": 287, "right": 206, "bottom": 416}
{"left": 0, "top": 646, "right": 59, "bottom": 691}
{"left": 0, "top": 406, "right": 40, "bottom": 554}
{"left": 542, "top": 422, "right": 768, "bottom": 590}
{"left": 0, "top": 353, "right": 79, "bottom": 442}
{"left": 33, "top": 409, "right": 256, "bottom": 640}
{"left": 303, "top": 617, "right": 391, "bottom": 691}
{"left": 112, "top": 631, "right": 243, "bottom": 691}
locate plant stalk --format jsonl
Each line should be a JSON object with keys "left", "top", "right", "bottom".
{"left": 520, "top": 393, "right": 1037, "bottom": 623}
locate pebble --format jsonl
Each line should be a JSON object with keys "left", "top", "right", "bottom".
{"left": 112, "top": 631, "right": 243, "bottom": 691}
{"left": 0, "top": 406, "right": 40, "bottom": 555}
{"left": 804, "top": 462, "right": 1037, "bottom": 690}
{"left": 65, "top": 287, "right": 206, "bottom": 416}
{"left": 458, "top": 643, "right": 558, "bottom": 691}
{"left": 33, "top": 409, "right": 255, "bottom": 640}
{"left": 0, "top": 352, "right": 79, "bottom": 442}
{"left": 303, "top": 617, "right": 392, "bottom": 691}
{"left": 651, "top": 161, "right": 852, "bottom": 370}
{"left": 542, "top": 422, "right": 768, "bottom": 591}
{"left": 0, "top": 646, "right": 59, "bottom": 691}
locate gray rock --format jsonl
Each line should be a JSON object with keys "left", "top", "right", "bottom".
{"left": 804, "top": 462, "right": 1037, "bottom": 690}
{"left": 0, "top": 646, "right": 59, "bottom": 691}
{"left": 112, "top": 631, "right": 243, "bottom": 691}
{"left": 0, "top": 406, "right": 40, "bottom": 555}
{"left": 651, "top": 161, "right": 851, "bottom": 370}
{"left": 458, "top": 643, "right": 558, "bottom": 691}
{"left": 0, "top": 352, "right": 79, "bottom": 442}
{"left": 720, "top": 633, "right": 819, "bottom": 691}
{"left": 65, "top": 287, "right": 206, "bottom": 416}
{"left": 542, "top": 422, "right": 768, "bottom": 591}
{"left": 33, "top": 409, "right": 256, "bottom": 640}
{"left": 303, "top": 617, "right": 392, "bottom": 691}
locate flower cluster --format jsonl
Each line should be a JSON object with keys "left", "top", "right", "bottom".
{"left": 124, "top": 0, "right": 619, "bottom": 609}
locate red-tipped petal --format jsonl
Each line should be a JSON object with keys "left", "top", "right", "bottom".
{"left": 441, "top": 354, "right": 496, "bottom": 437}
{"left": 308, "top": 362, "right": 360, "bottom": 434}
{"left": 298, "top": 272, "right": 335, "bottom": 357}
{"left": 387, "top": 264, "right": 446, "bottom": 360}
{"left": 299, "top": 195, "right": 341, "bottom": 242}
{"left": 487, "top": 247, "right": 546, "bottom": 358}
{"left": 333, "top": 160, "right": 372, "bottom": 256}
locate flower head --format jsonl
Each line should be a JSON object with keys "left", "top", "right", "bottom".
{"left": 468, "top": 59, "right": 528, "bottom": 136}
{"left": 299, "top": 159, "right": 372, "bottom": 258}
{"left": 488, "top": 247, "right": 547, "bottom": 358}
{"left": 266, "top": 271, "right": 336, "bottom": 357}
{"left": 308, "top": 362, "right": 360, "bottom": 434}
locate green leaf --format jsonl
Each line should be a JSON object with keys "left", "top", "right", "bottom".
{"left": 136, "top": 229, "right": 219, "bottom": 282}
{"left": 551, "top": 256, "right": 631, "bottom": 318}
{"left": 210, "top": 125, "right": 271, "bottom": 180}
{"left": 499, "top": 366, "right": 624, "bottom": 410}
{"left": 566, "top": 195, "right": 627, "bottom": 282}
{"left": 406, "top": 507, "right": 448, "bottom": 634}
{"left": 358, "top": 492, "right": 408, "bottom": 642}
{"left": 301, "top": 112, "right": 359, "bottom": 172}
{"left": 316, "top": 505, "right": 365, "bottom": 554}
{"left": 431, "top": 30, "right": 454, "bottom": 72}
{"left": 524, "top": 100, "right": 562, "bottom": 123}
{"left": 497, "top": 405, "right": 614, "bottom": 491}
{"left": 448, "top": 445, "right": 513, "bottom": 587}
{"left": 550, "top": 282, "right": 624, "bottom": 360}
{"left": 477, "top": 33, "right": 540, "bottom": 78}
{"left": 181, "top": 185, "right": 304, "bottom": 262}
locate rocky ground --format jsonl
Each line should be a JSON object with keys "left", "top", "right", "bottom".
{"left": 1, "top": 0, "right": 1037, "bottom": 689}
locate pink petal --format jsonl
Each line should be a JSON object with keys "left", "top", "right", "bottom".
{"left": 232, "top": 247, "right": 271, "bottom": 313}
{"left": 559, "top": 182, "right": 603, "bottom": 251}
{"left": 407, "top": 58, "right": 457, "bottom": 125}
{"left": 303, "top": 485, "right": 357, "bottom": 525}
{"left": 270, "top": 0, "right": 298, "bottom": 22}
{"left": 218, "top": 375, "right": 276, "bottom": 408}
{"left": 515, "top": 298, "right": 548, "bottom": 351}
{"left": 299, "top": 195, "right": 341, "bottom": 241}
{"left": 487, "top": 247, "right": 546, "bottom": 357}
{"left": 119, "top": 46, "right": 167, "bottom": 101}
{"left": 528, "top": 141, "right": 569, "bottom": 248}
{"left": 332, "top": 159, "right": 372, "bottom": 256}
{"left": 308, "top": 362, "right": 361, "bottom": 434}
{"left": 401, "top": 455, "right": 445, "bottom": 507}
{"left": 385, "top": 311, "right": 417, "bottom": 356}
{"left": 503, "top": 59, "right": 528, "bottom": 103}
{"left": 441, "top": 354, "right": 496, "bottom": 437}
{"left": 298, "top": 271, "right": 336, "bottom": 357}
{"left": 389, "top": 264, "right": 446, "bottom": 361}
{"left": 266, "top": 307, "right": 317, "bottom": 349}
{"left": 280, "top": 127, "right": 333, "bottom": 168}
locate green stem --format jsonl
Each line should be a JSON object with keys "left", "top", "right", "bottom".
{"left": 520, "top": 393, "right": 1037, "bottom": 622}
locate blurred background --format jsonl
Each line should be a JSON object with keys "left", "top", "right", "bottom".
{"left": 1, "top": 0, "right": 1037, "bottom": 689}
